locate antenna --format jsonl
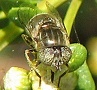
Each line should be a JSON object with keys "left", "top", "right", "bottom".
{"left": 72, "top": 22, "right": 80, "bottom": 43}
{"left": 73, "top": 26, "right": 80, "bottom": 43}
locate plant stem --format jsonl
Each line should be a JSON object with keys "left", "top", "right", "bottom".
{"left": 37, "top": 0, "right": 67, "bottom": 11}
{"left": 64, "top": 0, "right": 83, "bottom": 36}
{"left": 0, "top": 22, "right": 23, "bottom": 51}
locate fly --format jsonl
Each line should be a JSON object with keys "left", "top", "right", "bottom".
{"left": 19, "top": 1, "right": 72, "bottom": 88}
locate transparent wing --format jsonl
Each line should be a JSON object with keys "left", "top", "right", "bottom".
{"left": 17, "top": 3, "right": 36, "bottom": 28}
{"left": 17, "top": 2, "right": 42, "bottom": 38}
{"left": 46, "top": 1, "right": 67, "bottom": 33}
{"left": 46, "top": 2, "right": 62, "bottom": 23}
{"left": 17, "top": 2, "right": 42, "bottom": 28}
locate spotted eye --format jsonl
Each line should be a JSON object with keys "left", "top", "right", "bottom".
{"left": 38, "top": 46, "right": 72, "bottom": 69}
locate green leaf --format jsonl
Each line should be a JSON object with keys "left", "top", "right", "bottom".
{"left": 0, "top": 0, "right": 38, "bottom": 14}
{"left": 75, "top": 62, "right": 95, "bottom": 90}
{"left": 69, "top": 43, "right": 87, "bottom": 72}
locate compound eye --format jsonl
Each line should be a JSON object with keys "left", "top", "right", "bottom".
{"left": 61, "top": 46, "right": 72, "bottom": 61}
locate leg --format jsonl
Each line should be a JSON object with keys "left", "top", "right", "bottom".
{"left": 25, "top": 49, "right": 41, "bottom": 86}
{"left": 51, "top": 70, "right": 54, "bottom": 83}
{"left": 25, "top": 49, "right": 37, "bottom": 68}
{"left": 22, "top": 34, "right": 36, "bottom": 49}
{"left": 58, "top": 69, "right": 69, "bottom": 87}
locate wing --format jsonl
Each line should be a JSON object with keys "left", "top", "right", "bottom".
{"left": 46, "top": 1, "right": 67, "bottom": 34}
{"left": 17, "top": 4, "right": 36, "bottom": 29}
{"left": 17, "top": 2, "right": 42, "bottom": 35}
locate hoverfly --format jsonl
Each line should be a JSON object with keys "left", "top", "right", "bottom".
{"left": 18, "top": 1, "right": 72, "bottom": 88}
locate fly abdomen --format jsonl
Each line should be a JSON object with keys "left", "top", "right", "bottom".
{"left": 39, "top": 25, "right": 66, "bottom": 47}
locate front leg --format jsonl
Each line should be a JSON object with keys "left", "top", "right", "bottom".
{"left": 22, "top": 34, "right": 36, "bottom": 49}
{"left": 58, "top": 69, "right": 69, "bottom": 87}
{"left": 25, "top": 49, "right": 41, "bottom": 87}
{"left": 52, "top": 65, "right": 68, "bottom": 87}
{"left": 25, "top": 49, "right": 37, "bottom": 68}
